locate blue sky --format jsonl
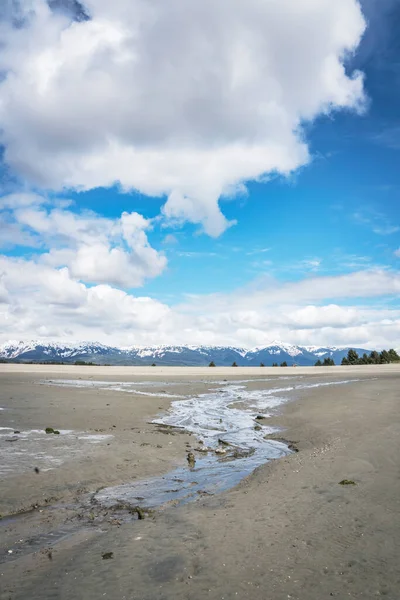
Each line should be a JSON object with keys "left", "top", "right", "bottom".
{"left": 0, "top": 0, "right": 399, "bottom": 348}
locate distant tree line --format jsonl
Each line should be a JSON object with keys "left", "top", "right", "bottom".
{"left": 315, "top": 357, "right": 335, "bottom": 366}
{"left": 74, "top": 360, "right": 95, "bottom": 366}
{"left": 314, "top": 348, "right": 400, "bottom": 367}
{"left": 341, "top": 348, "right": 399, "bottom": 365}
{"left": 209, "top": 360, "right": 289, "bottom": 367}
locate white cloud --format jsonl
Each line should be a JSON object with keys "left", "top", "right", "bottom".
{"left": 395, "top": 248, "right": 400, "bottom": 258}
{"left": 162, "top": 234, "right": 179, "bottom": 246}
{"left": 373, "top": 225, "right": 400, "bottom": 235}
{"left": 3, "top": 198, "right": 167, "bottom": 288}
{"left": 0, "top": 256, "right": 399, "bottom": 348}
{"left": 0, "top": 256, "right": 170, "bottom": 340}
{"left": 353, "top": 208, "right": 399, "bottom": 236}
{"left": 0, "top": 0, "right": 366, "bottom": 234}
{"left": 0, "top": 192, "right": 48, "bottom": 209}
{"left": 246, "top": 247, "right": 271, "bottom": 256}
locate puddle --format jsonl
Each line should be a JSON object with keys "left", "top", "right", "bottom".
{"left": 0, "top": 428, "right": 113, "bottom": 477}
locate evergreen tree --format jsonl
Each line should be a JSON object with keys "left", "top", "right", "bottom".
{"left": 369, "top": 350, "right": 380, "bottom": 364}
{"left": 323, "top": 357, "right": 335, "bottom": 366}
{"left": 341, "top": 357, "right": 349, "bottom": 365}
{"left": 280, "top": 361, "right": 288, "bottom": 367}
{"left": 347, "top": 349, "right": 359, "bottom": 365}
{"left": 272, "top": 363, "right": 278, "bottom": 367}
{"left": 260, "top": 362, "right": 265, "bottom": 367}
{"left": 379, "top": 350, "right": 390, "bottom": 364}
{"left": 388, "top": 349, "right": 400, "bottom": 362}
{"left": 209, "top": 361, "right": 216, "bottom": 367}
{"left": 361, "top": 353, "right": 370, "bottom": 365}
{"left": 232, "top": 361, "right": 238, "bottom": 367}
{"left": 315, "top": 359, "right": 322, "bottom": 366}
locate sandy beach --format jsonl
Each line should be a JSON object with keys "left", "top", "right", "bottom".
{"left": 1, "top": 364, "right": 399, "bottom": 599}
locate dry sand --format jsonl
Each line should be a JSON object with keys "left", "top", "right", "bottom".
{"left": 1, "top": 364, "right": 400, "bottom": 599}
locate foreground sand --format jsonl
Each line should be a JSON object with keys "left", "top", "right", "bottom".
{"left": 1, "top": 365, "right": 400, "bottom": 599}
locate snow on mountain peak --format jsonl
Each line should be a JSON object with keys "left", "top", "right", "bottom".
{"left": 0, "top": 339, "right": 372, "bottom": 366}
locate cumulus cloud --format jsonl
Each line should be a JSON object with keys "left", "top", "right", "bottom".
{"left": 0, "top": 192, "right": 48, "bottom": 209}
{"left": 1, "top": 196, "right": 167, "bottom": 287}
{"left": 0, "top": 0, "right": 366, "bottom": 234}
{"left": 0, "top": 256, "right": 399, "bottom": 348}
{"left": 0, "top": 256, "right": 170, "bottom": 341}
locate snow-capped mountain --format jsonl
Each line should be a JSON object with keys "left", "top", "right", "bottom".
{"left": 0, "top": 340, "right": 372, "bottom": 366}
{"left": 0, "top": 340, "right": 120, "bottom": 361}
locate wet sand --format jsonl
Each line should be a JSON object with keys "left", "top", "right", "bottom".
{"left": 1, "top": 364, "right": 400, "bottom": 599}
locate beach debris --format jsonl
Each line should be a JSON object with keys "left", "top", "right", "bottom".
{"left": 231, "top": 448, "right": 256, "bottom": 459}
{"left": 45, "top": 427, "right": 60, "bottom": 434}
{"left": 194, "top": 446, "right": 210, "bottom": 453}
{"left": 41, "top": 548, "right": 53, "bottom": 560}
{"left": 339, "top": 479, "right": 356, "bottom": 486}
{"left": 102, "top": 552, "right": 114, "bottom": 560}
{"left": 130, "top": 506, "right": 146, "bottom": 520}
{"left": 255, "top": 415, "right": 266, "bottom": 421}
{"left": 218, "top": 439, "right": 232, "bottom": 446}
{"left": 13, "top": 430, "right": 21, "bottom": 434}
{"left": 254, "top": 425, "right": 262, "bottom": 431}
{"left": 215, "top": 447, "right": 227, "bottom": 455}
{"left": 187, "top": 452, "right": 196, "bottom": 468}
{"left": 287, "top": 442, "right": 299, "bottom": 453}
{"left": 34, "top": 467, "right": 40, "bottom": 474}
{"left": 5, "top": 436, "right": 19, "bottom": 442}
{"left": 108, "top": 502, "right": 150, "bottom": 520}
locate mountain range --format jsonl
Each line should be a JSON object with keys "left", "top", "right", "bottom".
{"left": 0, "top": 340, "right": 372, "bottom": 366}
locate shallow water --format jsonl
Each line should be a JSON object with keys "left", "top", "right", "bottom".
{"left": 2, "top": 376, "right": 360, "bottom": 508}
{"left": 92, "top": 377, "right": 359, "bottom": 509}
{"left": 34, "top": 379, "right": 295, "bottom": 507}
{"left": 95, "top": 438, "right": 289, "bottom": 508}
{"left": 0, "top": 427, "right": 113, "bottom": 477}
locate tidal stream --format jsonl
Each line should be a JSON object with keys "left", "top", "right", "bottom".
{"left": 89, "top": 377, "right": 359, "bottom": 508}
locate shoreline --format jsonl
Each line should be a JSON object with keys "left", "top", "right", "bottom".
{"left": 1, "top": 366, "right": 400, "bottom": 599}
{"left": 1, "top": 362, "right": 399, "bottom": 376}
{"left": 0, "top": 367, "right": 395, "bottom": 516}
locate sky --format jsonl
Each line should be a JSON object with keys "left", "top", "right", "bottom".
{"left": 0, "top": 0, "right": 399, "bottom": 349}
